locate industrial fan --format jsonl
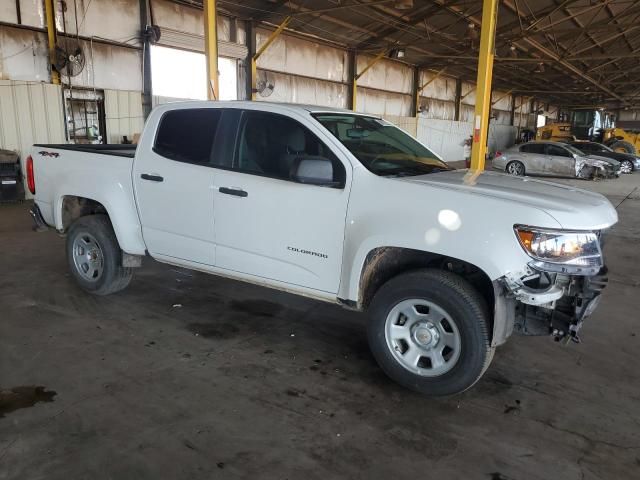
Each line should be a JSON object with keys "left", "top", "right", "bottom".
{"left": 256, "top": 71, "right": 275, "bottom": 98}
{"left": 54, "top": 38, "right": 86, "bottom": 77}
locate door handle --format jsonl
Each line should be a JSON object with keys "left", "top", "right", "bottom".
{"left": 140, "top": 173, "right": 164, "bottom": 182}
{"left": 219, "top": 187, "right": 248, "bottom": 197}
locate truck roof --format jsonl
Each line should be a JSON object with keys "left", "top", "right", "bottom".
{"left": 156, "top": 100, "right": 378, "bottom": 117}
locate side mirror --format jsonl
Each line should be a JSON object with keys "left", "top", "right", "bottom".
{"left": 291, "top": 157, "right": 338, "bottom": 187}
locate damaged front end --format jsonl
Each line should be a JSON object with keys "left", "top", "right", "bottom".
{"left": 576, "top": 155, "right": 620, "bottom": 179}
{"left": 496, "top": 227, "right": 609, "bottom": 344}
{"left": 503, "top": 267, "right": 608, "bottom": 343}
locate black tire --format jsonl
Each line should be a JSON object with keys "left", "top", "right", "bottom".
{"left": 367, "top": 269, "right": 494, "bottom": 396}
{"left": 506, "top": 160, "right": 525, "bottom": 176}
{"left": 610, "top": 140, "right": 636, "bottom": 155}
{"left": 66, "top": 215, "right": 132, "bottom": 295}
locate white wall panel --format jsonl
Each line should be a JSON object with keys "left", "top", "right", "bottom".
{"left": 256, "top": 29, "right": 347, "bottom": 82}
{"left": 152, "top": 0, "right": 231, "bottom": 42}
{"left": 384, "top": 116, "right": 517, "bottom": 162}
{"left": 255, "top": 70, "right": 347, "bottom": 108}
{"left": 460, "top": 81, "right": 476, "bottom": 105}
{"left": 55, "top": 0, "right": 139, "bottom": 44}
{"left": 491, "top": 90, "right": 512, "bottom": 111}
{"left": 104, "top": 89, "right": 144, "bottom": 144}
{"left": 418, "top": 70, "right": 457, "bottom": 101}
{"left": 417, "top": 98, "right": 456, "bottom": 120}
{"left": 0, "top": 1, "right": 18, "bottom": 23}
{"left": 357, "top": 88, "right": 411, "bottom": 116}
{"left": 0, "top": 80, "right": 65, "bottom": 197}
{"left": 16, "top": 0, "right": 45, "bottom": 28}
{"left": 0, "top": 27, "right": 49, "bottom": 81}
{"left": 356, "top": 55, "right": 412, "bottom": 94}
{"left": 69, "top": 41, "right": 142, "bottom": 91}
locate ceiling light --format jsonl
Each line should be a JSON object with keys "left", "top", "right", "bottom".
{"left": 389, "top": 48, "right": 406, "bottom": 59}
{"left": 467, "top": 23, "right": 478, "bottom": 40}
{"left": 509, "top": 44, "right": 518, "bottom": 58}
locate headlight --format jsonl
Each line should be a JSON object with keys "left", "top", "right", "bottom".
{"left": 514, "top": 226, "right": 603, "bottom": 275}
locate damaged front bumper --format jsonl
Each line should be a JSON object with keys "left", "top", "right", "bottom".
{"left": 577, "top": 156, "right": 620, "bottom": 179}
{"left": 496, "top": 266, "right": 609, "bottom": 344}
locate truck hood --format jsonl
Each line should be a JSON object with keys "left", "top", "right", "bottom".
{"left": 399, "top": 169, "right": 618, "bottom": 230}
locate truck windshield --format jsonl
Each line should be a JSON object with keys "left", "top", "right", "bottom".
{"left": 312, "top": 113, "right": 450, "bottom": 177}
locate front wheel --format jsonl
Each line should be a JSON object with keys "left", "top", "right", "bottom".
{"left": 367, "top": 269, "right": 494, "bottom": 396}
{"left": 66, "top": 215, "right": 133, "bottom": 295}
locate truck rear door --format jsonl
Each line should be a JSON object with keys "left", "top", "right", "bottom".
{"left": 132, "top": 108, "right": 222, "bottom": 266}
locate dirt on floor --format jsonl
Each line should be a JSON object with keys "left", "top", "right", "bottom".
{"left": 1, "top": 174, "right": 639, "bottom": 480}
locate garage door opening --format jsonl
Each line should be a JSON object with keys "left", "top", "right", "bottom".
{"left": 151, "top": 45, "right": 237, "bottom": 101}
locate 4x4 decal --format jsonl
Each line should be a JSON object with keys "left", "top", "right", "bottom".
{"left": 39, "top": 151, "right": 60, "bottom": 158}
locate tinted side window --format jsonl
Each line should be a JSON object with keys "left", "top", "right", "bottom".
{"left": 547, "top": 145, "right": 572, "bottom": 157}
{"left": 154, "top": 109, "right": 221, "bottom": 165}
{"left": 234, "top": 111, "right": 346, "bottom": 187}
{"left": 520, "top": 143, "right": 545, "bottom": 154}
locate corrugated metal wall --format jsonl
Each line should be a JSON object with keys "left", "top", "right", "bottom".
{"left": 104, "top": 90, "right": 144, "bottom": 144}
{"left": 0, "top": 80, "right": 65, "bottom": 197}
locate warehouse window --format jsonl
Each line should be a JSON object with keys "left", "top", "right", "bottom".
{"left": 151, "top": 46, "right": 237, "bottom": 101}
{"left": 154, "top": 109, "right": 222, "bottom": 165}
{"left": 64, "top": 88, "right": 106, "bottom": 144}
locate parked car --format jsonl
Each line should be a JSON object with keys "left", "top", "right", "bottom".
{"left": 493, "top": 141, "right": 620, "bottom": 179}
{"left": 28, "top": 102, "right": 617, "bottom": 396}
{"left": 566, "top": 140, "right": 639, "bottom": 174}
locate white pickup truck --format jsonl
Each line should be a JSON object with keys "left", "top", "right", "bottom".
{"left": 28, "top": 101, "right": 617, "bottom": 395}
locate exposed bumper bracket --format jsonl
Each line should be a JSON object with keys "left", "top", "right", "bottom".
{"left": 29, "top": 204, "right": 49, "bottom": 232}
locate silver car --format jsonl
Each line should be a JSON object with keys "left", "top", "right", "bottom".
{"left": 492, "top": 141, "right": 620, "bottom": 179}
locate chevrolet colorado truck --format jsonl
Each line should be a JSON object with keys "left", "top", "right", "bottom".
{"left": 28, "top": 101, "right": 617, "bottom": 396}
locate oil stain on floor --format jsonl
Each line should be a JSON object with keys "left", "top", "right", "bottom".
{"left": 0, "top": 386, "right": 57, "bottom": 418}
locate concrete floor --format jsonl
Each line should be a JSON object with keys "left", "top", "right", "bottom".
{"left": 1, "top": 174, "right": 639, "bottom": 480}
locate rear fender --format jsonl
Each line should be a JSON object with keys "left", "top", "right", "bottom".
{"left": 54, "top": 192, "right": 146, "bottom": 255}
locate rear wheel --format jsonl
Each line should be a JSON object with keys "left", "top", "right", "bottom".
{"left": 366, "top": 269, "right": 494, "bottom": 396}
{"left": 610, "top": 140, "right": 636, "bottom": 155}
{"left": 66, "top": 215, "right": 132, "bottom": 295}
{"left": 506, "top": 160, "right": 525, "bottom": 176}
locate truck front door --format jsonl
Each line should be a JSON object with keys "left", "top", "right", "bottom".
{"left": 212, "top": 110, "right": 351, "bottom": 294}
{"left": 133, "top": 107, "right": 222, "bottom": 266}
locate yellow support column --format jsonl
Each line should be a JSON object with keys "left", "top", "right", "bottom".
{"left": 44, "top": 0, "right": 59, "bottom": 85}
{"left": 352, "top": 50, "right": 386, "bottom": 111}
{"left": 203, "top": 0, "right": 219, "bottom": 100}
{"left": 470, "top": 0, "right": 499, "bottom": 171}
{"left": 252, "top": 16, "right": 291, "bottom": 100}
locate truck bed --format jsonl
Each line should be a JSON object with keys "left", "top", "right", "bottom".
{"left": 33, "top": 144, "right": 137, "bottom": 158}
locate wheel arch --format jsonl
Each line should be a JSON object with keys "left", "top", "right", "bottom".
{"left": 351, "top": 246, "right": 516, "bottom": 346}
{"left": 359, "top": 245, "right": 492, "bottom": 310}
{"left": 55, "top": 194, "right": 146, "bottom": 255}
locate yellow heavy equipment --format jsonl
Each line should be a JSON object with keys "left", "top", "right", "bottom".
{"left": 535, "top": 108, "right": 640, "bottom": 153}
{"left": 535, "top": 122, "right": 573, "bottom": 142}
{"left": 601, "top": 128, "right": 640, "bottom": 154}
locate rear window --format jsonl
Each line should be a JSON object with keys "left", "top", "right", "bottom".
{"left": 520, "top": 143, "right": 545, "bottom": 154}
{"left": 154, "top": 109, "right": 222, "bottom": 165}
